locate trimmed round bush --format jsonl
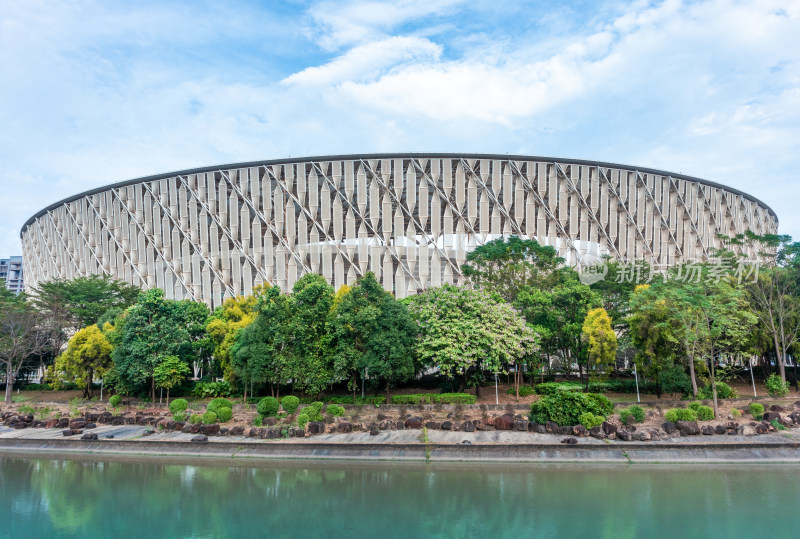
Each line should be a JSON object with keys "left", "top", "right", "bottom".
{"left": 579, "top": 412, "right": 605, "bottom": 429}
{"left": 109, "top": 395, "right": 121, "bottom": 407}
{"left": 169, "top": 398, "right": 189, "bottom": 414}
{"left": 665, "top": 408, "right": 698, "bottom": 422}
{"left": 172, "top": 411, "right": 186, "bottom": 422}
{"left": 326, "top": 404, "right": 345, "bottom": 417}
{"left": 297, "top": 413, "right": 310, "bottom": 429}
{"left": 216, "top": 406, "right": 233, "bottom": 423}
{"left": 207, "top": 397, "right": 233, "bottom": 416}
{"left": 189, "top": 414, "right": 202, "bottom": 424}
{"left": 281, "top": 395, "right": 300, "bottom": 415}
{"left": 201, "top": 411, "right": 218, "bottom": 424}
{"left": 257, "top": 397, "right": 279, "bottom": 417}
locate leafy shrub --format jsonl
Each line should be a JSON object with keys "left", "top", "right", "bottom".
{"left": 216, "top": 407, "right": 233, "bottom": 423}
{"left": 109, "top": 395, "right": 122, "bottom": 407}
{"left": 189, "top": 414, "right": 202, "bottom": 424}
{"left": 257, "top": 397, "right": 280, "bottom": 417}
{"left": 390, "top": 393, "right": 476, "bottom": 405}
{"left": 506, "top": 386, "right": 536, "bottom": 397}
{"left": 297, "top": 413, "right": 310, "bottom": 429}
{"left": 253, "top": 415, "right": 263, "bottom": 427}
{"left": 587, "top": 393, "right": 614, "bottom": 416}
{"left": 301, "top": 402, "right": 324, "bottom": 422}
{"left": 697, "top": 382, "right": 737, "bottom": 400}
{"left": 619, "top": 405, "right": 645, "bottom": 424}
{"left": 688, "top": 401, "right": 702, "bottom": 412}
{"left": 771, "top": 418, "right": 787, "bottom": 431}
{"left": 695, "top": 405, "right": 714, "bottom": 421}
{"left": 192, "top": 380, "right": 232, "bottom": 398}
{"left": 326, "top": 404, "right": 345, "bottom": 417}
{"left": 579, "top": 412, "right": 605, "bottom": 429}
{"left": 660, "top": 365, "right": 693, "bottom": 396}
{"left": 18, "top": 404, "right": 35, "bottom": 415}
{"left": 748, "top": 402, "right": 764, "bottom": 420}
{"left": 529, "top": 392, "right": 611, "bottom": 426}
{"left": 664, "top": 408, "right": 698, "bottom": 422}
{"left": 201, "top": 411, "right": 218, "bottom": 424}
{"left": 169, "top": 398, "right": 188, "bottom": 414}
{"left": 207, "top": 397, "right": 233, "bottom": 415}
{"left": 765, "top": 374, "right": 790, "bottom": 397}
{"left": 281, "top": 396, "right": 300, "bottom": 414}
{"left": 172, "top": 412, "right": 186, "bottom": 422}
{"left": 730, "top": 408, "right": 742, "bottom": 418}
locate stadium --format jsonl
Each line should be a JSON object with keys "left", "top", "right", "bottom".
{"left": 21, "top": 154, "right": 778, "bottom": 307}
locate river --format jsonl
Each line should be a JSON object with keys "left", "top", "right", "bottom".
{"left": 1, "top": 456, "right": 797, "bottom": 538}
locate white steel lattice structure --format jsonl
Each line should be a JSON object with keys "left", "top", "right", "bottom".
{"left": 21, "top": 154, "right": 778, "bottom": 307}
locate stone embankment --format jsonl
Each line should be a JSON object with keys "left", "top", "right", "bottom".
{"left": 4, "top": 402, "right": 800, "bottom": 443}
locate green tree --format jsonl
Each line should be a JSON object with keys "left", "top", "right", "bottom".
{"left": 515, "top": 269, "right": 601, "bottom": 381}
{"left": 328, "top": 273, "right": 417, "bottom": 401}
{"left": 31, "top": 275, "right": 139, "bottom": 329}
{"left": 112, "top": 289, "right": 196, "bottom": 404}
{"left": 231, "top": 287, "right": 294, "bottom": 400}
{"left": 628, "top": 284, "right": 680, "bottom": 398}
{"left": 287, "top": 274, "right": 336, "bottom": 396}
{"left": 0, "top": 290, "right": 50, "bottom": 403}
{"left": 581, "top": 307, "right": 617, "bottom": 389}
{"left": 49, "top": 324, "right": 113, "bottom": 398}
{"left": 153, "top": 355, "right": 191, "bottom": 407}
{"left": 462, "top": 236, "right": 564, "bottom": 302}
{"left": 406, "top": 284, "right": 539, "bottom": 395}
{"left": 206, "top": 286, "right": 267, "bottom": 381}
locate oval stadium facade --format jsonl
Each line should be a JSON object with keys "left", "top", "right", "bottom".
{"left": 21, "top": 154, "right": 778, "bottom": 307}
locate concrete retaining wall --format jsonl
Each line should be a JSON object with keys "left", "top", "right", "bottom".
{"left": 2, "top": 438, "right": 799, "bottom": 463}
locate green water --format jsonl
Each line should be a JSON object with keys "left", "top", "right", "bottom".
{"left": 1, "top": 456, "right": 797, "bottom": 538}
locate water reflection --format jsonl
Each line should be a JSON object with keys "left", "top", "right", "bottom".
{"left": 1, "top": 456, "right": 797, "bottom": 538}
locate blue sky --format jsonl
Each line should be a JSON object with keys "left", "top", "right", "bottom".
{"left": 1, "top": 0, "right": 798, "bottom": 257}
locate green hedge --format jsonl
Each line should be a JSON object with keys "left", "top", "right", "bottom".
{"left": 390, "top": 393, "right": 476, "bottom": 405}
{"left": 505, "top": 386, "right": 536, "bottom": 397}
{"left": 535, "top": 379, "right": 666, "bottom": 396}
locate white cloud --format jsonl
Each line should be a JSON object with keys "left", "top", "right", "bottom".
{"left": 306, "top": 0, "right": 464, "bottom": 50}
{"left": 283, "top": 36, "right": 441, "bottom": 86}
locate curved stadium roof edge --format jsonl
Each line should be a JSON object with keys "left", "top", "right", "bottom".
{"left": 20, "top": 153, "right": 778, "bottom": 237}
